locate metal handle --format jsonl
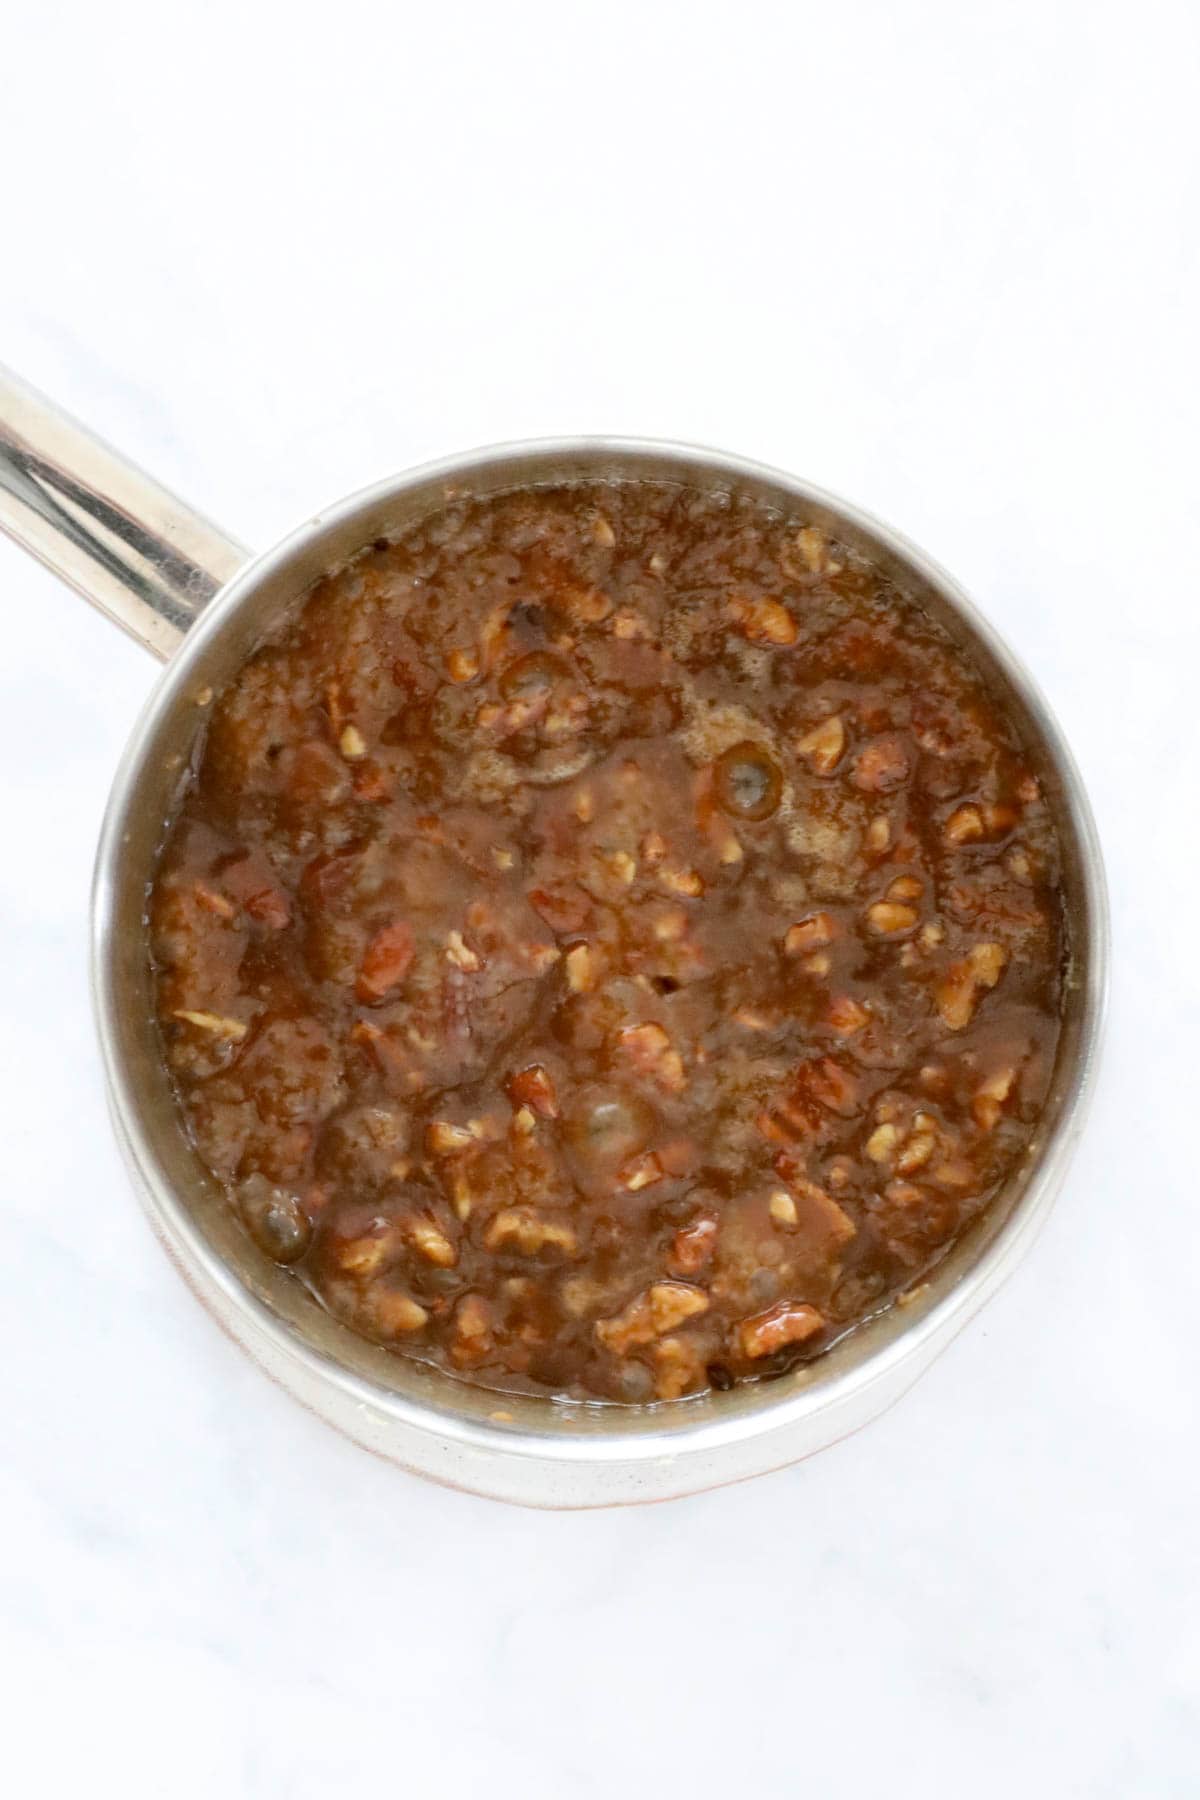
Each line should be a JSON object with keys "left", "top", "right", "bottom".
{"left": 0, "top": 365, "right": 249, "bottom": 661}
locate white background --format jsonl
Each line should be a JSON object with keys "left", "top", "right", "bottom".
{"left": 2, "top": 2, "right": 1197, "bottom": 1795}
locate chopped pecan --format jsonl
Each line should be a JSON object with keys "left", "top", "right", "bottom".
{"left": 507, "top": 1063, "right": 559, "bottom": 1119}
{"left": 944, "top": 804, "right": 983, "bottom": 845}
{"left": 768, "top": 1189, "right": 798, "bottom": 1226}
{"left": 356, "top": 921, "right": 415, "bottom": 1003}
{"left": 483, "top": 1208, "right": 577, "bottom": 1255}
{"left": 617, "top": 1023, "right": 685, "bottom": 1093}
{"left": 652, "top": 1335, "right": 707, "bottom": 1399}
{"left": 426, "top": 1120, "right": 478, "bottom": 1155}
{"left": 659, "top": 866, "right": 704, "bottom": 897}
{"left": 738, "top": 1299, "right": 824, "bottom": 1358}
{"left": 728, "top": 592, "right": 798, "bottom": 645}
{"left": 973, "top": 1064, "right": 1017, "bottom": 1130}
{"left": 852, "top": 736, "right": 911, "bottom": 792}
{"left": 668, "top": 1213, "right": 719, "bottom": 1275}
{"left": 373, "top": 1292, "right": 429, "bottom": 1335}
{"left": 595, "top": 1281, "right": 709, "bottom": 1353}
{"left": 444, "top": 929, "right": 482, "bottom": 972}
{"left": 935, "top": 941, "right": 1008, "bottom": 1029}
{"left": 866, "top": 901, "right": 918, "bottom": 935}
{"left": 193, "top": 881, "right": 235, "bottom": 919}
{"left": 784, "top": 912, "right": 836, "bottom": 954}
{"left": 172, "top": 1009, "right": 248, "bottom": 1041}
{"left": 796, "top": 715, "right": 845, "bottom": 774}
{"left": 619, "top": 1151, "right": 664, "bottom": 1191}
{"left": 406, "top": 1219, "right": 458, "bottom": 1267}
{"left": 564, "top": 943, "right": 594, "bottom": 991}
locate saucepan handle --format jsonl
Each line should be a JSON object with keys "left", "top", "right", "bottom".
{"left": 0, "top": 364, "right": 249, "bottom": 661}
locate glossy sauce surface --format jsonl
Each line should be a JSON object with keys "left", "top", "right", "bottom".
{"left": 150, "top": 482, "right": 1065, "bottom": 1402}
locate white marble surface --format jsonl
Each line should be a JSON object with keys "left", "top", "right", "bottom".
{"left": 3, "top": 3, "right": 1198, "bottom": 1793}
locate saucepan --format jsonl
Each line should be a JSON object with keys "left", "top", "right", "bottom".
{"left": 0, "top": 366, "right": 1108, "bottom": 1506}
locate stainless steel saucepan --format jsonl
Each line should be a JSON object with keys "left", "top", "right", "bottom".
{"left": 0, "top": 366, "right": 1108, "bottom": 1507}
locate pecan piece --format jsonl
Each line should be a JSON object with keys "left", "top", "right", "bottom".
{"left": 784, "top": 912, "right": 836, "bottom": 954}
{"left": 507, "top": 1063, "right": 559, "bottom": 1119}
{"left": 851, "top": 736, "right": 910, "bottom": 792}
{"left": 728, "top": 592, "right": 798, "bottom": 645}
{"left": 595, "top": 1281, "right": 709, "bottom": 1354}
{"left": 356, "top": 921, "right": 415, "bottom": 1003}
{"left": 483, "top": 1209, "right": 577, "bottom": 1255}
{"left": 668, "top": 1213, "right": 719, "bottom": 1275}
{"left": 796, "top": 715, "right": 845, "bottom": 774}
{"left": 172, "top": 1009, "right": 248, "bottom": 1041}
{"left": 738, "top": 1300, "right": 824, "bottom": 1359}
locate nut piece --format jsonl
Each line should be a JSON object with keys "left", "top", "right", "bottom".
{"left": 866, "top": 901, "right": 919, "bottom": 935}
{"left": 335, "top": 1228, "right": 398, "bottom": 1276}
{"left": 618, "top": 1023, "right": 685, "bottom": 1093}
{"left": 659, "top": 866, "right": 704, "bottom": 897}
{"left": 193, "top": 881, "right": 236, "bottom": 919}
{"left": 338, "top": 724, "right": 367, "bottom": 760}
{"left": 172, "top": 1009, "right": 249, "bottom": 1041}
{"left": 604, "top": 849, "right": 637, "bottom": 886}
{"left": 647, "top": 1283, "right": 707, "bottom": 1332}
{"left": 446, "top": 647, "right": 480, "bottom": 683}
{"left": 728, "top": 592, "right": 798, "bottom": 646}
{"left": 793, "top": 526, "right": 829, "bottom": 573}
{"left": 866, "top": 814, "right": 891, "bottom": 852}
{"left": 445, "top": 929, "right": 482, "bottom": 972}
{"left": 653, "top": 1335, "right": 707, "bottom": 1399}
{"left": 507, "top": 1063, "right": 559, "bottom": 1119}
{"left": 865, "top": 1121, "right": 901, "bottom": 1163}
{"left": 826, "top": 995, "right": 870, "bottom": 1036}
{"left": 356, "top": 921, "right": 415, "bottom": 1003}
{"left": 896, "top": 1113, "right": 938, "bottom": 1173}
{"left": 935, "top": 941, "right": 1008, "bottom": 1029}
{"left": 407, "top": 1220, "right": 458, "bottom": 1267}
{"left": 620, "top": 1151, "right": 664, "bottom": 1191}
{"left": 652, "top": 907, "right": 688, "bottom": 942}
{"left": 944, "top": 805, "right": 984, "bottom": 845}
{"left": 768, "top": 1188, "right": 799, "bottom": 1225}
{"left": 973, "top": 1065, "right": 1016, "bottom": 1130}
{"left": 426, "top": 1120, "right": 477, "bottom": 1156}
{"left": 591, "top": 512, "right": 616, "bottom": 547}
{"left": 852, "top": 737, "right": 911, "bottom": 792}
{"left": 796, "top": 715, "right": 845, "bottom": 774}
{"left": 887, "top": 874, "right": 923, "bottom": 901}
{"left": 373, "top": 1292, "right": 429, "bottom": 1334}
{"left": 595, "top": 1281, "right": 709, "bottom": 1354}
{"left": 450, "top": 1293, "right": 494, "bottom": 1365}
{"left": 483, "top": 1208, "right": 577, "bottom": 1255}
{"left": 738, "top": 1299, "right": 824, "bottom": 1359}
{"left": 969, "top": 942, "right": 1007, "bottom": 987}
{"left": 784, "top": 912, "right": 836, "bottom": 954}
{"left": 564, "top": 943, "right": 593, "bottom": 991}
{"left": 668, "top": 1213, "right": 718, "bottom": 1275}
